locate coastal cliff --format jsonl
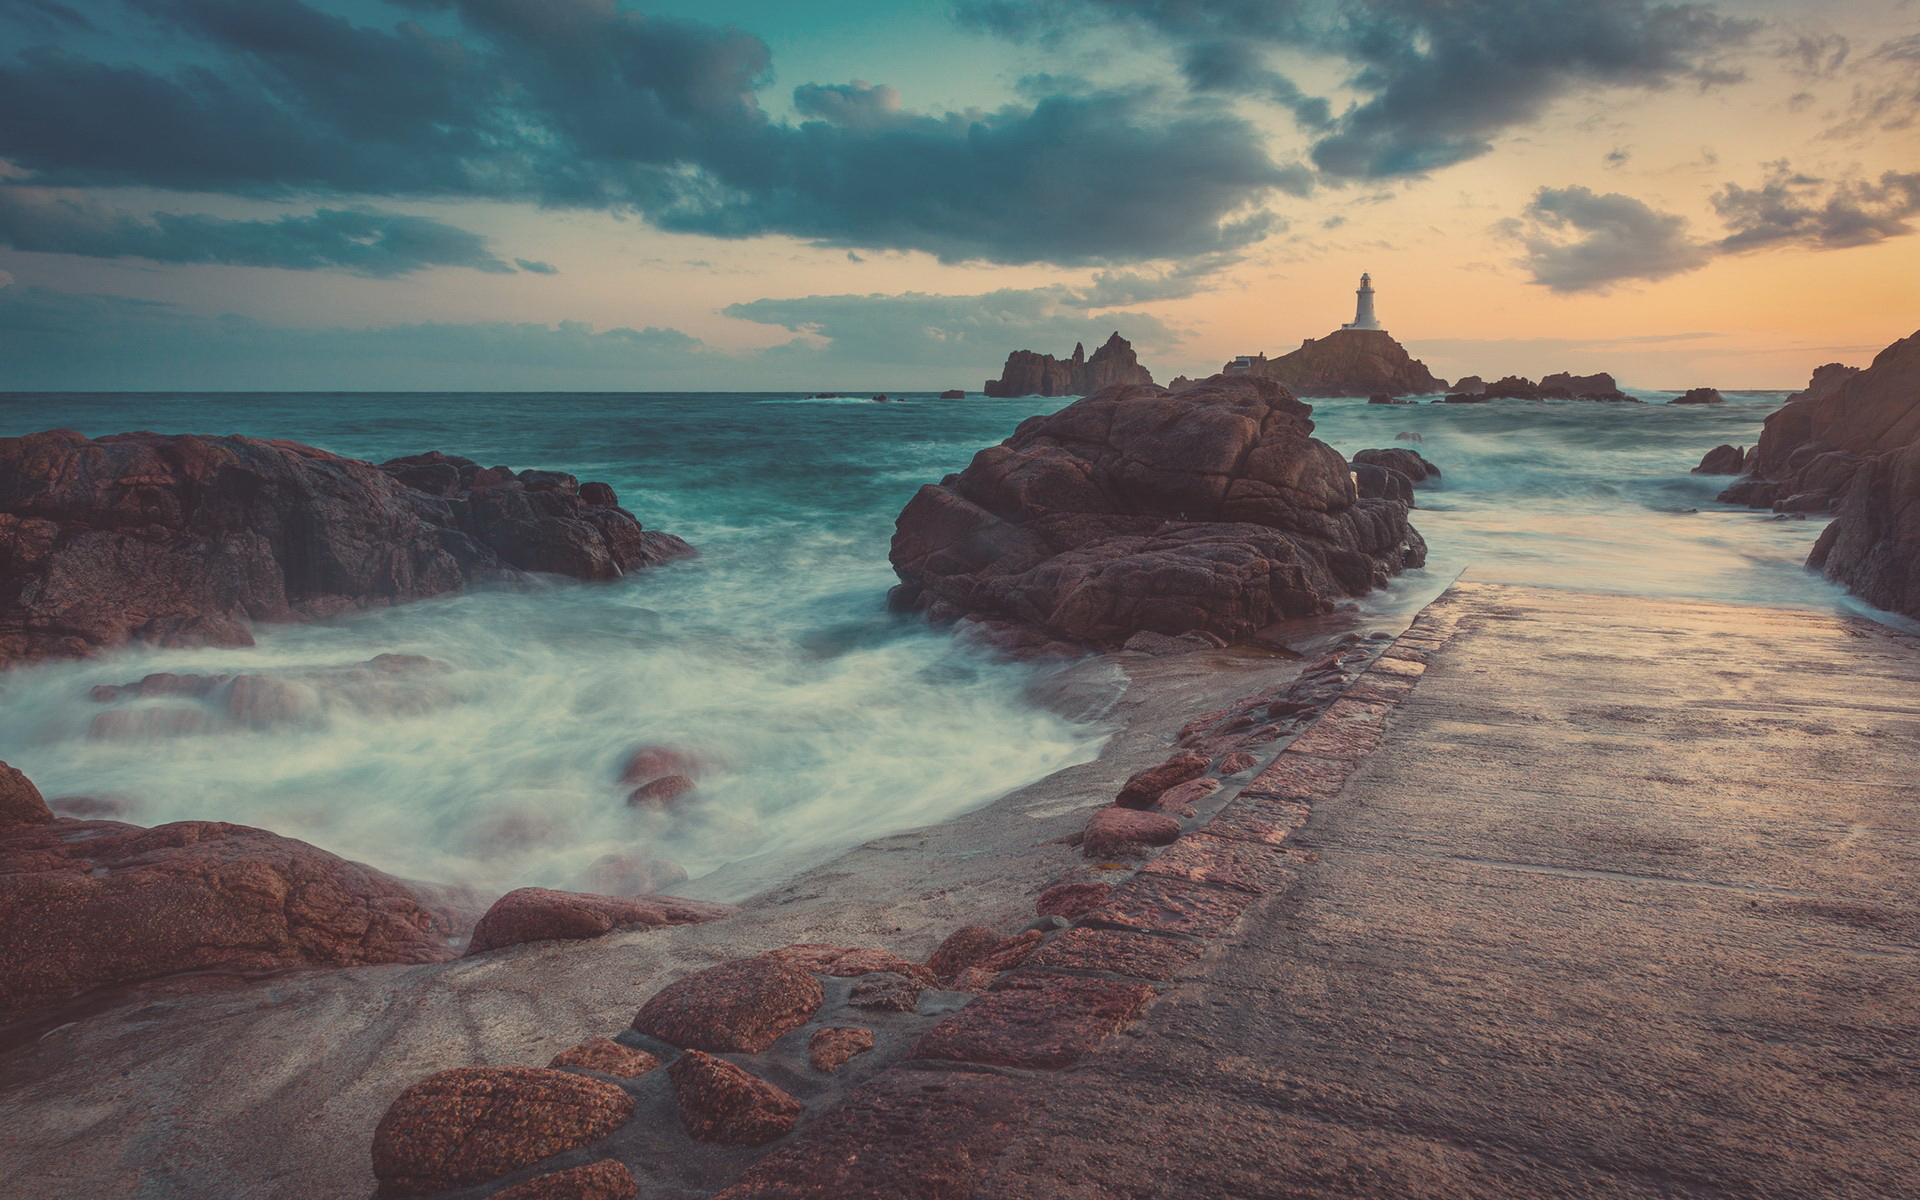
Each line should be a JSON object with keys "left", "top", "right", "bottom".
{"left": 1248, "top": 328, "right": 1445, "bottom": 397}
{"left": 983, "top": 331, "right": 1154, "bottom": 397}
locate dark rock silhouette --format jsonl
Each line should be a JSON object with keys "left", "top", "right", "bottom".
{"left": 0, "top": 432, "right": 692, "bottom": 669}
{"left": 889, "top": 374, "right": 1426, "bottom": 649}
{"left": 983, "top": 332, "right": 1155, "bottom": 397}
{"left": 1693, "top": 444, "right": 1746, "bottom": 475}
{"left": 1672, "top": 387, "right": 1725, "bottom": 405}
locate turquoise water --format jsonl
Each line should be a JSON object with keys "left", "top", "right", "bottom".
{"left": 0, "top": 388, "right": 1845, "bottom": 898}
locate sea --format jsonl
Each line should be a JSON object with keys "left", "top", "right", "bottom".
{"left": 0, "top": 388, "right": 1866, "bottom": 901}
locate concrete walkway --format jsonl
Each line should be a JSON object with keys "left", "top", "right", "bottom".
{"left": 962, "top": 582, "right": 1920, "bottom": 1198}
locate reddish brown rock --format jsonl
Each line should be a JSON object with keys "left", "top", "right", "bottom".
{"left": 911, "top": 971, "right": 1155, "bottom": 1069}
{"left": 849, "top": 972, "right": 923, "bottom": 1013}
{"left": 548, "top": 1037, "right": 661, "bottom": 1078}
{"left": 888, "top": 375, "right": 1425, "bottom": 649}
{"left": 0, "top": 432, "right": 694, "bottom": 669}
{"left": 1115, "top": 753, "right": 1211, "bottom": 809}
{"left": 1152, "top": 777, "right": 1221, "bottom": 817}
{"left": 764, "top": 943, "right": 939, "bottom": 987}
{"left": 494, "top": 1160, "right": 637, "bottom": 1200}
{"left": 0, "top": 815, "right": 455, "bottom": 1016}
{"left": 1029, "top": 926, "right": 1206, "bottom": 981}
{"left": 1084, "top": 874, "right": 1257, "bottom": 939}
{"left": 467, "top": 888, "right": 735, "bottom": 955}
{"left": 669, "top": 1050, "right": 803, "bottom": 1146}
{"left": 1139, "top": 831, "right": 1298, "bottom": 894}
{"left": 1252, "top": 329, "right": 1445, "bottom": 397}
{"left": 632, "top": 956, "right": 823, "bottom": 1052}
{"left": 626, "top": 774, "right": 696, "bottom": 810}
{"left": 1083, "top": 808, "right": 1182, "bottom": 859}
{"left": 1218, "top": 750, "right": 1259, "bottom": 775}
{"left": 716, "top": 1072, "right": 1029, "bottom": 1200}
{"left": 1035, "top": 881, "right": 1111, "bottom": 921}
{"left": 618, "top": 745, "right": 700, "bottom": 785}
{"left": 926, "top": 925, "right": 1005, "bottom": 981}
{"left": 974, "top": 928, "right": 1046, "bottom": 973}
{"left": 370, "top": 1067, "right": 634, "bottom": 1198}
{"left": 0, "top": 761, "right": 52, "bottom": 828}
{"left": 808, "top": 1025, "right": 875, "bottom": 1073}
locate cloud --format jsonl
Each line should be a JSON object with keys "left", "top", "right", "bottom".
{"left": 960, "top": 0, "right": 1755, "bottom": 182}
{"left": 1713, "top": 165, "right": 1920, "bottom": 252}
{"left": 722, "top": 287, "right": 1184, "bottom": 369}
{"left": 0, "top": 0, "right": 96, "bottom": 36}
{"left": 0, "top": 187, "right": 522, "bottom": 274}
{"left": 512, "top": 257, "right": 557, "bottom": 275}
{"left": 0, "top": 0, "right": 1296, "bottom": 265}
{"left": 0, "top": 278, "right": 1183, "bottom": 390}
{"left": 1504, "top": 186, "right": 1712, "bottom": 292}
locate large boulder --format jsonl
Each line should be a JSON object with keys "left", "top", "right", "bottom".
{"left": 1352, "top": 448, "right": 1441, "bottom": 484}
{"left": 1693, "top": 444, "right": 1746, "bottom": 475}
{"left": 0, "top": 761, "right": 53, "bottom": 828}
{"left": 0, "top": 432, "right": 693, "bottom": 669}
{"left": 983, "top": 331, "right": 1154, "bottom": 398}
{"left": 888, "top": 375, "right": 1426, "bottom": 649}
{"left": 1252, "top": 329, "right": 1444, "bottom": 397}
{"left": 0, "top": 808, "right": 458, "bottom": 1017}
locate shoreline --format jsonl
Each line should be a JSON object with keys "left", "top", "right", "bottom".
{"left": 0, "top": 610, "right": 1386, "bottom": 1197}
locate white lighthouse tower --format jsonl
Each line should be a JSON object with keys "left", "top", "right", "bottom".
{"left": 1341, "top": 272, "right": 1383, "bottom": 331}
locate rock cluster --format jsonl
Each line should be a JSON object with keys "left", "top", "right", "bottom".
{"left": 0, "top": 770, "right": 459, "bottom": 1018}
{"left": 1672, "top": 387, "right": 1725, "bottom": 405}
{"left": 1713, "top": 332, "right": 1920, "bottom": 618}
{"left": 983, "top": 331, "right": 1155, "bottom": 398}
{"left": 888, "top": 375, "right": 1426, "bottom": 649}
{"left": 1454, "top": 372, "right": 1633, "bottom": 402}
{"left": 1249, "top": 329, "right": 1444, "bottom": 397}
{"left": 0, "top": 432, "right": 692, "bottom": 669}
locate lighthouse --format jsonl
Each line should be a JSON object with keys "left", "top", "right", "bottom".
{"left": 1341, "top": 272, "right": 1383, "bottom": 331}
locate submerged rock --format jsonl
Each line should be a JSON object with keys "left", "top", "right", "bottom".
{"left": 466, "top": 888, "right": 734, "bottom": 955}
{"left": 889, "top": 375, "right": 1426, "bottom": 649}
{"left": 0, "top": 431, "right": 693, "bottom": 670}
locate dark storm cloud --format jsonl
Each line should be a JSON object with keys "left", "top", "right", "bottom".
{"left": 0, "top": 0, "right": 1295, "bottom": 265}
{"left": 0, "top": 188, "right": 521, "bottom": 274}
{"left": 1504, "top": 186, "right": 1711, "bottom": 292}
{"left": 961, "top": 0, "right": 1755, "bottom": 181}
{"left": 1713, "top": 166, "right": 1920, "bottom": 252}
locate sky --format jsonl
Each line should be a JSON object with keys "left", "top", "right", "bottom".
{"left": 0, "top": 0, "right": 1915, "bottom": 391}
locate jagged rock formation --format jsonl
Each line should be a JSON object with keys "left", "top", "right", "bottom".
{"left": 1714, "top": 332, "right": 1920, "bottom": 618}
{"left": 1250, "top": 329, "right": 1444, "bottom": 397}
{"left": 0, "top": 432, "right": 692, "bottom": 668}
{"left": 982, "top": 332, "right": 1154, "bottom": 398}
{"left": 888, "top": 374, "right": 1426, "bottom": 650}
{"left": 1540, "top": 371, "right": 1631, "bottom": 401}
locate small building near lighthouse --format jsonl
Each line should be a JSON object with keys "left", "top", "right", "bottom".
{"left": 1341, "top": 272, "right": 1383, "bottom": 331}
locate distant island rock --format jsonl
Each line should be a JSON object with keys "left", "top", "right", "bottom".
{"left": 0, "top": 431, "right": 693, "bottom": 669}
{"left": 939, "top": 389, "right": 965, "bottom": 399}
{"left": 889, "top": 374, "right": 1426, "bottom": 651}
{"left": 1446, "top": 371, "right": 1633, "bottom": 402}
{"left": 1671, "top": 387, "right": 1724, "bottom": 405}
{"left": 1233, "top": 329, "right": 1445, "bottom": 398}
{"left": 982, "top": 331, "right": 1154, "bottom": 398}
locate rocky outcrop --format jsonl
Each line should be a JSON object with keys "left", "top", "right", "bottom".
{"left": 1483, "top": 375, "right": 1541, "bottom": 400}
{"left": 1810, "top": 443, "right": 1920, "bottom": 619}
{"left": 0, "top": 802, "right": 457, "bottom": 1017}
{"left": 466, "top": 888, "right": 735, "bottom": 955}
{"left": 669, "top": 1051, "right": 803, "bottom": 1146}
{"left": 1251, "top": 329, "right": 1444, "bottom": 397}
{"left": 0, "top": 761, "right": 52, "bottom": 828}
{"left": 1711, "top": 333, "right": 1920, "bottom": 617}
{"left": 888, "top": 375, "right": 1426, "bottom": 650}
{"left": 1672, "top": 387, "right": 1725, "bottom": 405}
{"left": 0, "top": 432, "right": 693, "bottom": 669}
{"left": 1452, "top": 375, "right": 1488, "bottom": 395}
{"left": 982, "top": 332, "right": 1154, "bottom": 397}
{"left": 1540, "top": 371, "right": 1630, "bottom": 401}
